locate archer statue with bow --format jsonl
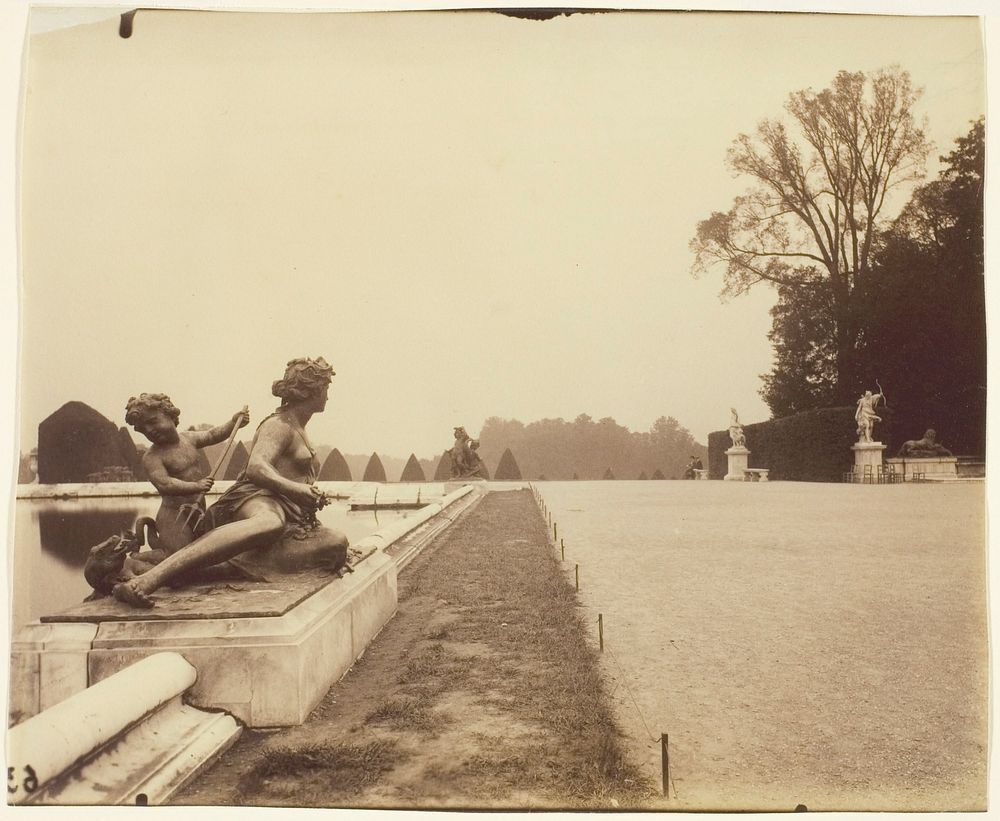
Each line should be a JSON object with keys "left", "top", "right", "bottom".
{"left": 855, "top": 380, "right": 887, "bottom": 443}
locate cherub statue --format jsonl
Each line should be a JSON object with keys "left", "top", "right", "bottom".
{"left": 466, "top": 439, "right": 489, "bottom": 480}
{"left": 125, "top": 392, "right": 250, "bottom": 554}
{"left": 448, "top": 427, "right": 473, "bottom": 478}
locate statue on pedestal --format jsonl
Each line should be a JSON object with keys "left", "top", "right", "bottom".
{"left": 728, "top": 408, "right": 746, "bottom": 449}
{"left": 855, "top": 386, "right": 885, "bottom": 443}
{"left": 112, "top": 357, "right": 350, "bottom": 608}
{"left": 897, "top": 429, "right": 953, "bottom": 458}
{"left": 447, "top": 426, "right": 488, "bottom": 479}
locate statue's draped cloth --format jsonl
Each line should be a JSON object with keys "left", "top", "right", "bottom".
{"left": 200, "top": 457, "right": 320, "bottom": 534}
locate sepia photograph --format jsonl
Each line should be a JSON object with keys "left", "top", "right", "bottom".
{"left": 1, "top": 0, "right": 992, "bottom": 814}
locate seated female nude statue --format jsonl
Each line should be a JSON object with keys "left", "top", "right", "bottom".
{"left": 114, "top": 356, "right": 349, "bottom": 608}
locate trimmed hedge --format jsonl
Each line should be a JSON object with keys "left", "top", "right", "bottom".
{"left": 708, "top": 406, "right": 897, "bottom": 482}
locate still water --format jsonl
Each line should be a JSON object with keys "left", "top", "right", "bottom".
{"left": 10, "top": 497, "right": 411, "bottom": 633}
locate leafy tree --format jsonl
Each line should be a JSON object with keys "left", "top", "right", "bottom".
{"left": 692, "top": 67, "right": 930, "bottom": 402}
{"left": 760, "top": 270, "right": 839, "bottom": 416}
{"left": 478, "top": 413, "right": 703, "bottom": 480}
{"left": 858, "top": 118, "right": 985, "bottom": 453}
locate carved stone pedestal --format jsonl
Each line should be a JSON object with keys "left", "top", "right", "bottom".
{"left": 851, "top": 441, "right": 886, "bottom": 482}
{"left": 10, "top": 485, "right": 480, "bottom": 729}
{"left": 724, "top": 447, "right": 750, "bottom": 481}
{"left": 885, "top": 456, "right": 958, "bottom": 481}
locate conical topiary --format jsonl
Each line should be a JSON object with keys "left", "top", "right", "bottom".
{"left": 651, "top": 469, "right": 665, "bottom": 480}
{"left": 118, "top": 427, "right": 145, "bottom": 481}
{"left": 223, "top": 441, "right": 249, "bottom": 480}
{"left": 433, "top": 451, "right": 451, "bottom": 480}
{"left": 572, "top": 472, "right": 579, "bottom": 480}
{"left": 38, "top": 401, "right": 130, "bottom": 483}
{"left": 399, "top": 453, "right": 426, "bottom": 482}
{"left": 602, "top": 467, "right": 615, "bottom": 480}
{"left": 493, "top": 448, "right": 522, "bottom": 481}
{"left": 319, "top": 448, "right": 352, "bottom": 481}
{"left": 195, "top": 448, "right": 212, "bottom": 478}
{"left": 638, "top": 471, "right": 648, "bottom": 480}
{"left": 363, "top": 452, "right": 387, "bottom": 482}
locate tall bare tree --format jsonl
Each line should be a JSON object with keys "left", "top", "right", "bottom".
{"left": 691, "top": 67, "right": 930, "bottom": 401}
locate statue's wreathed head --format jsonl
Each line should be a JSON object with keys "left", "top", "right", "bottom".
{"left": 125, "top": 393, "right": 180, "bottom": 429}
{"left": 272, "top": 357, "right": 335, "bottom": 404}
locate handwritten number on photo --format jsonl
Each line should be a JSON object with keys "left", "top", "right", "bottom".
{"left": 7, "top": 765, "right": 38, "bottom": 794}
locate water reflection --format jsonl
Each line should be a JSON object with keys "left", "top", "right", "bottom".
{"left": 38, "top": 507, "right": 148, "bottom": 569}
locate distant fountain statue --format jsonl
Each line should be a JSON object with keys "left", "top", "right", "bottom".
{"left": 854, "top": 386, "right": 885, "bottom": 443}
{"left": 728, "top": 408, "right": 746, "bottom": 449}
{"left": 447, "top": 427, "right": 488, "bottom": 480}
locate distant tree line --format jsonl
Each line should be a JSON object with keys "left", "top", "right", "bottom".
{"left": 475, "top": 414, "right": 705, "bottom": 481}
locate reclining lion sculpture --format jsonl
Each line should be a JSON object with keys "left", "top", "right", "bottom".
{"left": 897, "top": 429, "right": 953, "bottom": 458}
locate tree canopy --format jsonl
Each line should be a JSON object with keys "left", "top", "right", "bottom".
{"left": 692, "top": 67, "right": 930, "bottom": 401}
{"left": 757, "top": 118, "right": 984, "bottom": 453}
{"left": 858, "top": 118, "right": 985, "bottom": 453}
{"left": 477, "top": 414, "right": 703, "bottom": 481}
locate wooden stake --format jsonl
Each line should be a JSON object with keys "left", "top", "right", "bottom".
{"left": 598, "top": 613, "right": 604, "bottom": 652}
{"left": 560, "top": 538, "right": 564, "bottom": 561}
{"left": 553, "top": 521, "right": 557, "bottom": 540}
{"left": 575, "top": 564, "right": 579, "bottom": 591}
{"left": 661, "top": 733, "right": 670, "bottom": 798}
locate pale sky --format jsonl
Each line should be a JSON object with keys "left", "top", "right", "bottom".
{"left": 13, "top": 7, "right": 985, "bottom": 459}
{"left": 0, "top": 2, "right": 998, "bottom": 819}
